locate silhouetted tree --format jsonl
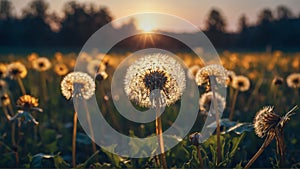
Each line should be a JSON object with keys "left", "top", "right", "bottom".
{"left": 257, "top": 8, "right": 273, "bottom": 24}
{"left": 238, "top": 14, "right": 248, "bottom": 32}
{"left": 205, "top": 8, "right": 226, "bottom": 33}
{"left": 276, "top": 5, "right": 293, "bottom": 20}
{"left": 0, "top": 0, "right": 13, "bottom": 20}
{"left": 59, "top": 1, "right": 112, "bottom": 46}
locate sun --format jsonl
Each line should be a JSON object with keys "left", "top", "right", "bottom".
{"left": 136, "top": 15, "right": 158, "bottom": 32}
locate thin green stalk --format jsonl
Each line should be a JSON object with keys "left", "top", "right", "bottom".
{"left": 16, "top": 76, "right": 26, "bottom": 95}
{"left": 229, "top": 89, "right": 239, "bottom": 121}
{"left": 155, "top": 98, "right": 167, "bottom": 169}
{"left": 211, "top": 87, "right": 221, "bottom": 165}
{"left": 197, "top": 146, "right": 204, "bottom": 169}
{"left": 72, "top": 111, "right": 78, "bottom": 168}
{"left": 244, "top": 131, "right": 275, "bottom": 169}
{"left": 83, "top": 99, "right": 97, "bottom": 153}
{"left": 41, "top": 72, "right": 49, "bottom": 102}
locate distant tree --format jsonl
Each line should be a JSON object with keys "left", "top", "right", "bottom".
{"left": 22, "top": 0, "right": 49, "bottom": 19}
{"left": 59, "top": 1, "right": 112, "bottom": 46}
{"left": 276, "top": 5, "right": 293, "bottom": 20}
{"left": 205, "top": 8, "right": 226, "bottom": 33}
{"left": 0, "top": 0, "right": 13, "bottom": 20}
{"left": 238, "top": 14, "right": 248, "bottom": 32}
{"left": 257, "top": 8, "right": 273, "bottom": 24}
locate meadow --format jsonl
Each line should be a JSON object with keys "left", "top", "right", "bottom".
{"left": 0, "top": 50, "right": 299, "bottom": 168}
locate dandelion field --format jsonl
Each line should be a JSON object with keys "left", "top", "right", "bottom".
{"left": 0, "top": 50, "right": 299, "bottom": 168}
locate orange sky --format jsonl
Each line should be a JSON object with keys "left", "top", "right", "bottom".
{"left": 11, "top": 0, "right": 300, "bottom": 33}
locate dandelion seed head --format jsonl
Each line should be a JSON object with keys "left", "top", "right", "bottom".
{"left": 195, "top": 64, "right": 227, "bottom": 87}
{"left": 16, "top": 95, "right": 39, "bottom": 110}
{"left": 27, "top": 53, "right": 38, "bottom": 62}
{"left": 199, "top": 91, "right": 226, "bottom": 116}
{"left": 254, "top": 106, "right": 280, "bottom": 138}
{"left": 54, "top": 63, "right": 69, "bottom": 76}
{"left": 7, "top": 62, "right": 28, "bottom": 79}
{"left": 87, "top": 59, "right": 106, "bottom": 75}
{"left": 187, "top": 65, "right": 201, "bottom": 79}
{"left": 124, "top": 53, "right": 186, "bottom": 108}
{"left": 226, "top": 70, "right": 236, "bottom": 86}
{"left": 286, "top": 73, "right": 300, "bottom": 88}
{"left": 95, "top": 71, "right": 108, "bottom": 81}
{"left": 32, "top": 57, "right": 52, "bottom": 72}
{"left": 0, "top": 63, "right": 7, "bottom": 78}
{"left": 232, "top": 75, "right": 250, "bottom": 92}
{"left": 272, "top": 76, "right": 284, "bottom": 86}
{"left": 0, "top": 93, "right": 10, "bottom": 107}
{"left": 61, "top": 72, "right": 95, "bottom": 100}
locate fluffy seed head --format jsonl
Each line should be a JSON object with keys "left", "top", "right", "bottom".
{"left": 0, "top": 63, "right": 7, "bottom": 78}
{"left": 272, "top": 76, "right": 284, "bottom": 86}
{"left": 7, "top": 62, "right": 28, "bottom": 79}
{"left": 54, "top": 63, "right": 69, "bottom": 76}
{"left": 286, "top": 73, "right": 300, "bottom": 88}
{"left": 195, "top": 64, "right": 227, "bottom": 88}
{"left": 61, "top": 72, "right": 95, "bottom": 100}
{"left": 199, "top": 91, "right": 226, "bottom": 116}
{"left": 232, "top": 75, "right": 250, "bottom": 92}
{"left": 32, "top": 57, "right": 52, "bottom": 72}
{"left": 124, "top": 53, "right": 186, "bottom": 108}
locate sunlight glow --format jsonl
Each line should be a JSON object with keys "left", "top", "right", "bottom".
{"left": 136, "top": 15, "right": 158, "bottom": 32}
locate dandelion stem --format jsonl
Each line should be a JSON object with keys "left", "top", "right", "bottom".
{"left": 41, "top": 72, "right": 49, "bottom": 102}
{"left": 212, "top": 87, "right": 221, "bottom": 165}
{"left": 197, "top": 146, "right": 204, "bottom": 169}
{"left": 244, "top": 131, "right": 275, "bottom": 169}
{"left": 155, "top": 98, "right": 167, "bottom": 169}
{"left": 72, "top": 111, "right": 78, "bottom": 168}
{"left": 229, "top": 89, "right": 239, "bottom": 121}
{"left": 2, "top": 106, "right": 11, "bottom": 121}
{"left": 275, "top": 129, "right": 285, "bottom": 167}
{"left": 83, "top": 100, "right": 97, "bottom": 153}
{"left": 16, "top": 76, "right": 26, "bottom": 95}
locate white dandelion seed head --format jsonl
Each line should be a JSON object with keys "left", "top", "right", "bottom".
{"left": 61, "top": 72, "right": 95, "bottom": 100}
{"left": 32, "top": 57, "right": 52, "bottom": 72}
{"left": 7, "top": 62, "right": 28, "bottom": 79}
{"left": 199, "top": 91, "right": 226, "bottom": 116}
{"left": 286, "top": 73, "right": 300, "bottom": 88}
{"left": 124, "top": 53, "right": 186, "bottom": 108}
{"left": 232, "top": 75, "right": 251, "bottom": 92}
{"left": 195, "top": 64, "right": 227, "bottom": 87}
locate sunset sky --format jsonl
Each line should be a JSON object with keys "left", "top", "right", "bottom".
{"left": 11, "top": 0, "right": 300, "bottom": 33}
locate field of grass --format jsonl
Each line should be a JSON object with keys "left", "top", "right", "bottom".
{"left": 0, "top": 50, "right": 299, "bottom": 168}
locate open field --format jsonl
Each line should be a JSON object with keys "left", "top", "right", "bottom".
{"left": 0, "top": 50, "right": 299, "bottom": 168}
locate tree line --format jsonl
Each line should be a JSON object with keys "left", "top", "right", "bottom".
{"left": 0, "top": 0, "right": 300, "bottom": 50}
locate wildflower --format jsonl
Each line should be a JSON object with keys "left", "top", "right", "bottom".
{"left": 54, "top": 52, "right": 63, "bottom": 62}
{"left": 226, "top": 70, "right": 236, "bottom": 86}
{"left": 6, "top": 62, "right": 27, "bottom": 79}
{"left": 124, "top": 53, "right": 186, "bottom": 108}
{"left": 232, "top": 75, "right": 250, "bottom": 92}
{"left": 32, "top": 57, "right": 52, "bottom": 72}
{"left": 54, "top": 63, "right": 69, "bottom": 76}
{"left": 195, "top": 64, "right": 227, "bottom": 88}
{"left": 272, "top": 76, "right": 284, "bottom": 86}
{"left": 187, "top": 65, "right": 200, "bottom": 79}
{"left": 0, "top": 80, "right": 7, "bottom": 93}
{"left": 87, "top": 59, "right": 106, "bottom": 76}
{"left": 61, "top": 72, "right": 95, "bottom": 100}
{"left": 199, "top": 91, "right": 226, "bottom": 116}
{"left": 0, "top": 63, "right": 7, "bottom": 78}
{"left": 95, "top": 71, "right": 108, "bottom": 81}
{"left": 10, "top": 95, "right": 42, "bottom": 125}
{"left": 286, "top": 73, "right": 300, "bottom": 88}
{"left": 0, "top": 93, "right": 11, "bottom": 107}
{"left": 27, "top": 53, "right": 38, "bottom": 62}
{"left": 189, "top": 132, "right": 203, "bottom": 146}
